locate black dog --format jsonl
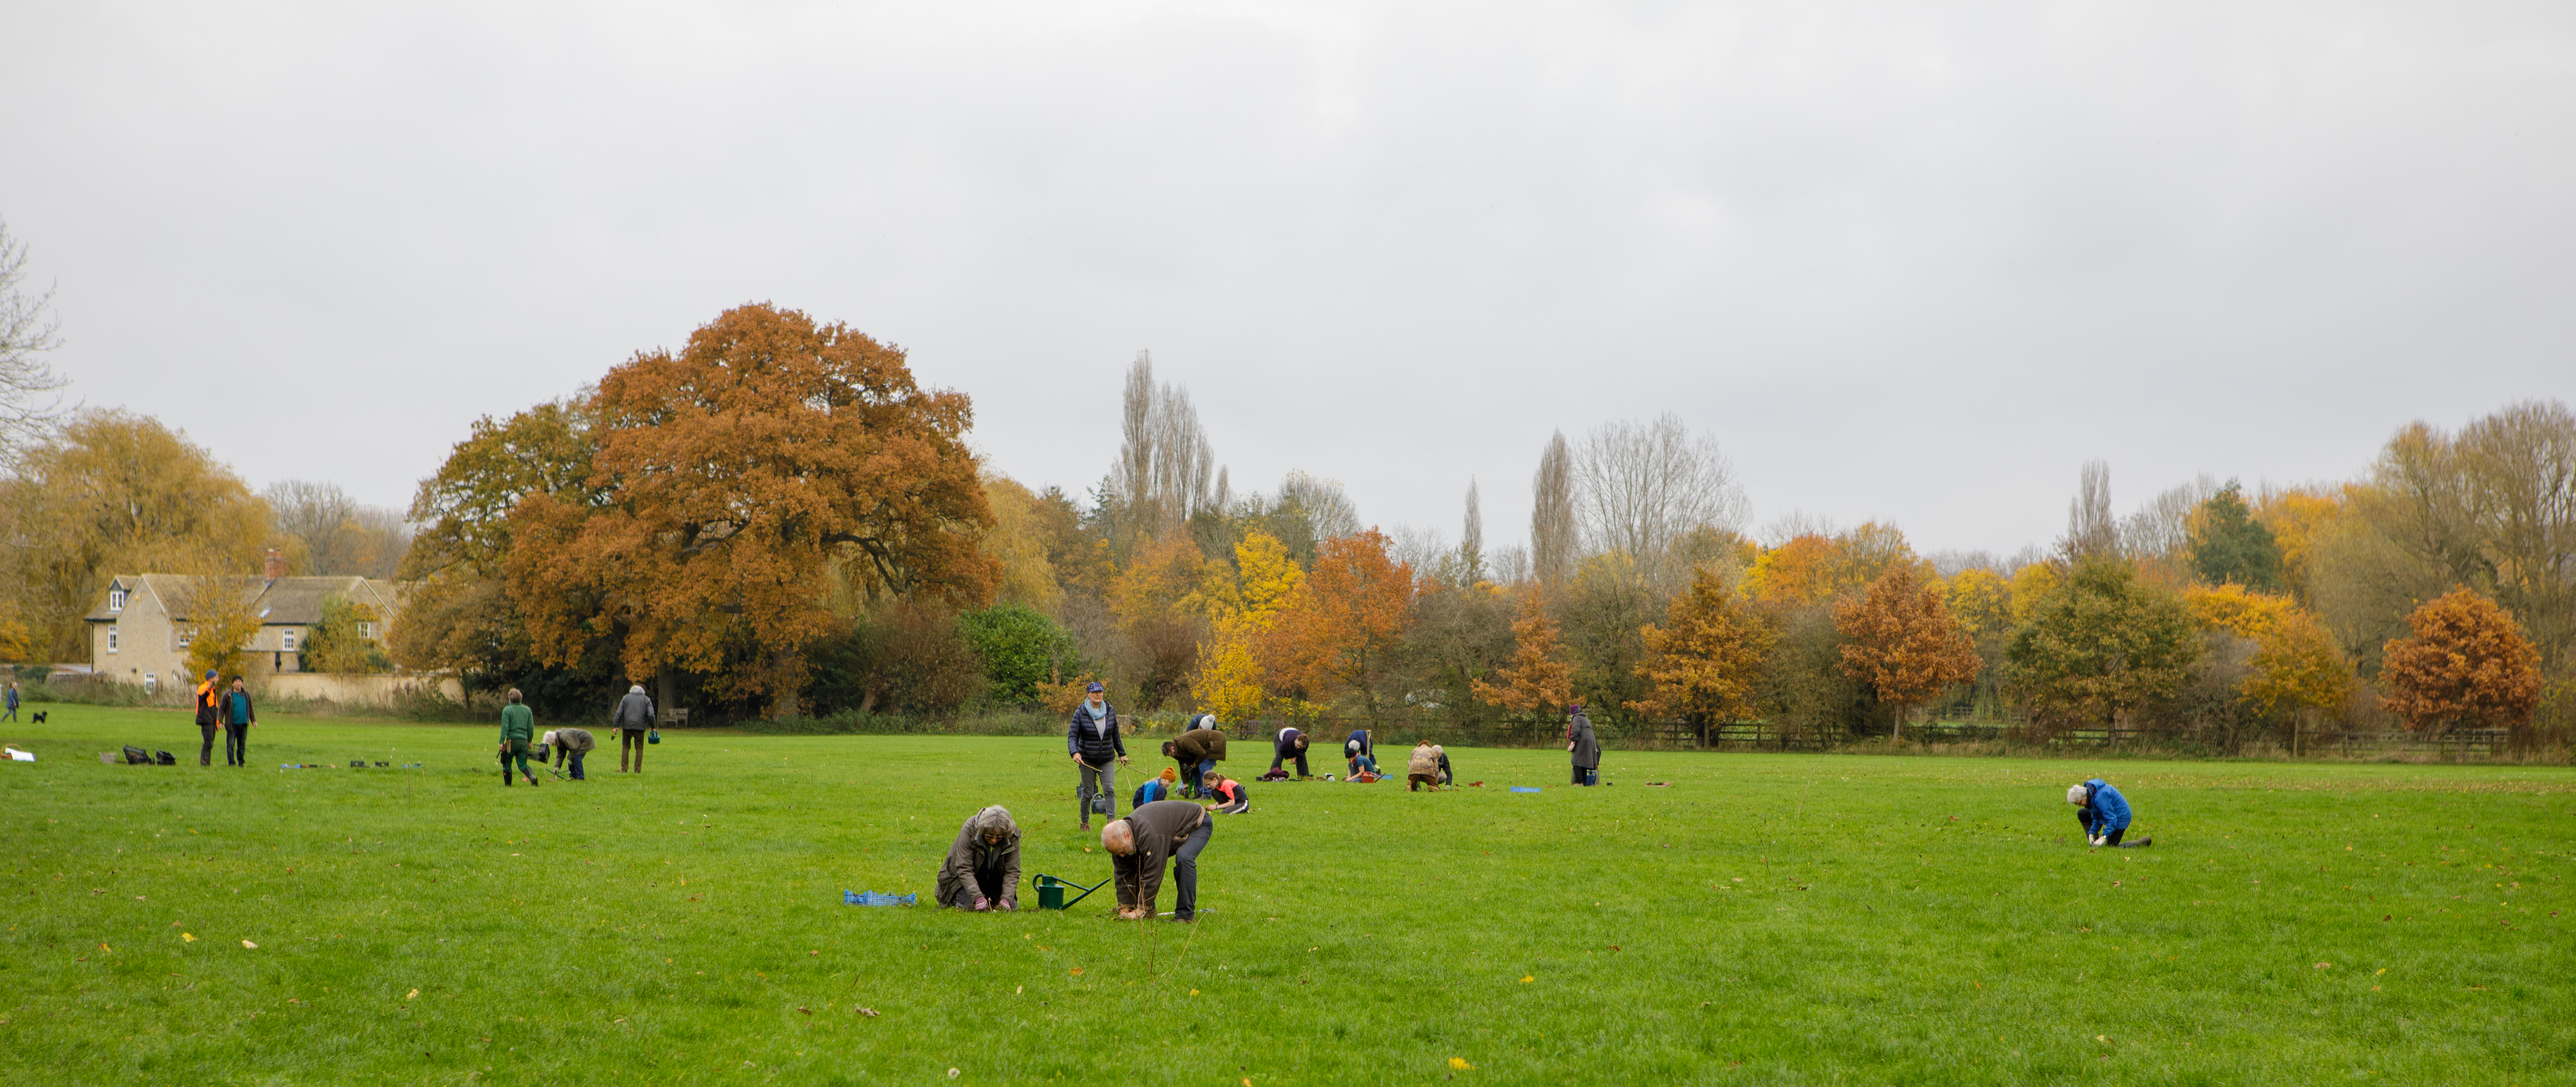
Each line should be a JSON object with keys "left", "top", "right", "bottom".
{"left": 30, "top": 711, "right": 45, "bottom": 724}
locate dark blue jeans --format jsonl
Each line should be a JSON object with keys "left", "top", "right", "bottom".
{"left": 556, "top": 748, "right": 587, "bottom": 779}
{"left": 1172, "top": 819, "right": 1212, "bottom": 919}
{"left": 224, "top": 723, "right": 248, "bottom": 766}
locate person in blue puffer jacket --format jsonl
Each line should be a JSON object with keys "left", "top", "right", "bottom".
{"left": 2068, "top": 779, "right": 2150, "bottom": 848}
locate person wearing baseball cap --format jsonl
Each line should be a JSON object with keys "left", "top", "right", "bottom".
{"left": 2069, "top": 779, "right": 2149, "bottom": 848}
{"left": 1065, "top": 682, "right": 1128, "bottom": 830}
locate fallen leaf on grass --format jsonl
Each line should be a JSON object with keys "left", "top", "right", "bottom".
{"left": 2315, "top": 962, "right": 2332, "bottom": 970}
{"left": 181, "top": 933, "right": 196, "bottom": 943}
{"left": 797, "top": 1007, "right": 811, "bottom": 1015}
{"left": 1450, "top": 1057, "right": 1475, "bottom": 1070}
{"left": 1519, "top": 975, "right": 1533, "bottom": 983}
{"left": 947, "top": 1069, "right": 960, "bottom": 1079}
{"left": 1189, "top": 989, "right": 1200, "bottom": 996}
{"left": 1069, "top": 967, "right": 1084, "bottom": 976}
{"left": 242, "top": 940, "right": 258, "bottom": 949}
{"left": 855, "top": 1006, "right": 879, "bottom": 1016}
{"left": 99, "top": 943, "right": 112, "bottom": 953}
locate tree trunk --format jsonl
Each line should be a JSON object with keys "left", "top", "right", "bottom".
{"left": 656, "top": 665, "right": 677, "bottom": 723}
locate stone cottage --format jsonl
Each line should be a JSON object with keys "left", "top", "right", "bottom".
{"left": 82, "top": 551, "right": 404, "bottom": 696}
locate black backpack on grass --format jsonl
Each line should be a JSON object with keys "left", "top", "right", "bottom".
{"left": 122, "top": 745, "right": 150, "bottom": 765}
{"left": 154, "top": 751, "right": 176, "bottom": 766}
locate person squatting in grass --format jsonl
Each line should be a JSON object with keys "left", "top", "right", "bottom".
{"left": 1270, "top": 725, "right": 1311, "bottom": 778}
{"left": 220, "top": 677, "right": 256, "bottom": 767}
{"left": 613, "top": 684, "right": 654, "bottom": 774}
{"left": 937, "top": 805, "right": 1023, "bottom": 911}
{"left": 1134, "top": 766, "right": 1182, "bottom": 807}
{"left": 1567, "top": 702, "right": 1600, "bottom": 786}
{"left": 1202, "top": 770, "right": 1249, "bottom": 814}
{"left": 192, "top": 670, "right": 222, "bottom": 767}
{"left": 1067, "top": 681, "right": 1128, "bottom": 831}
{"left": 1343, "top": 727, "right": 1378, "bottom": 777}
{"left": 1407, "top": 741, "right": 1446, "bottom": 792}
{"left": 1172, "top": 718, "right": 1226, "bottom": 798}
{"left": 2069, "top": 778, "right": 2151, "bottom": 848}
{"left": 498, "top": 689, "right": 541, "bottom": 787}
{"left": 1104, "top": 798, "right": 1212, "bottom": 922}
{"left": 543, "top": 727, "right": 595, "bottom": 780}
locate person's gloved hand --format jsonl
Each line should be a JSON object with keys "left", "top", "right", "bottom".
{"left": 998, "top": 898, "right": 1016, "bottom": 912}
{"left": 972, "top": 897, "right": 991, "bottom": 912}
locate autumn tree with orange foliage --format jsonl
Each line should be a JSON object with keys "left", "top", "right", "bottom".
{"left": 1473, "top": 586, "right": 1575, "bottom": 725}
{"left": 1261, "top": 529, "right": 1414, "bottom": 723}
{"left": 1835, "top": 563, "right": 1982, "bottom": 739}
{"left": 1629, "top": 567, "right": 1773, "bottom": 735}
{"left": 508, "top": 303, "right": 996, "bottom": 717}
{"left": 2379, "top": 588, "right": 2543, "bottom": 736}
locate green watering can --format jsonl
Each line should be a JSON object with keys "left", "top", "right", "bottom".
{"left": 1033, "top": 873, "right": 1108, "bottom": 911}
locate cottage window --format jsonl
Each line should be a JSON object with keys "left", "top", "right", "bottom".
{"left": 178, "top": 628, "right": 194, "bottom": 647}
{"left": 144, "top": 672, "right": 158, "bottom": 693}
{"left": 108, "top": 627, "right": 120, "bottom": 653}
{"left": 109, "top": 589, "right": 127, "bottom": 612}
{"left": 358, "top": 621, "right": 376, "bottom": 640}
{"left": 282, "top": 629, "right": 298, "bottom": 652}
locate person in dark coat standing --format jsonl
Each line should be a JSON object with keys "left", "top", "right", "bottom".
{"left": 220, "top": 677, "right": 257, "bottom": 767}
{"left": 193, "top": 670, "right": 222, "bottom": 767}
{"left": 936, "top": 805, "right": 1023, "bottom": 911}
{"left": 1104, "top": 798, "right": 1213, "bottom": 922}
{"left": 1567, "top": 702, "right": 1600, "bottom": 786}
{"left": 1066, "top": 682, "right": 1128, "bottom": 830}
{"left": 613, "top": 684, "right": 654, "bottom": 774}
{"left": 1270, "top": 726, "right": 1311, "bottom": 778}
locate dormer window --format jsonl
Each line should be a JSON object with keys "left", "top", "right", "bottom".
{"left": 109, "top": 588, "right": 127, "bottom": 612}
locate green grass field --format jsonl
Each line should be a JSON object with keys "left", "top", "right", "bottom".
{"left": 3, "top": 706, "right": 2570, "bottom": 1085}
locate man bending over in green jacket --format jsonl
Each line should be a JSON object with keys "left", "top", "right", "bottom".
{"left": 499, "top": 689, "right": 540, "bottom": 787}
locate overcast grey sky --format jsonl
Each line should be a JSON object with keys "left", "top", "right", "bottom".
{"left": 4, "top": 0, "right": 2571, "bottom": 556}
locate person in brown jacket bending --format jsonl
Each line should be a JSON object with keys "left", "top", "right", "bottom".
{"left": 1103, "top": 798, "right": 1213, "bottom": 922}
{"left": 1170, "top": 723, "right": 1227, "bottom": 799}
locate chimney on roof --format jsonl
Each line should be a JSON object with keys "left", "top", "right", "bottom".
{"left": 265, "top": 549, "right": 284, "bottom": 581}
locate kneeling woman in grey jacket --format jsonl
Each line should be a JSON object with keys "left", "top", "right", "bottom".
{"left": 937, "top": 806, "right": 1023, "bottom": 911}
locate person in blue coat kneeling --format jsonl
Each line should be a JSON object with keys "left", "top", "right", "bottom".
{"left": 2068, "top": 779, "right": 2151, "bottom": 848}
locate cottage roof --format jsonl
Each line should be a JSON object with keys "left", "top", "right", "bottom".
{"left": 84, "top": 575, "right": 401, "bottom": 626}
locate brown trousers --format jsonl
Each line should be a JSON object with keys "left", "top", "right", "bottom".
{"left": 620, "top": 728, "right": 647, "bottom": 772}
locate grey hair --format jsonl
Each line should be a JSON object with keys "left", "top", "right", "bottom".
{"left": 630, "top": 684, "right": 646, "bottom": 695}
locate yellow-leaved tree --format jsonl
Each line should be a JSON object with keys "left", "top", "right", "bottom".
{"left": 2184, "top": 583, "right": 2356, "bottom": 751}
{"left": 1944, "top": 568, "right": 2013, "bottom": 641}
{"left": 1187, "top": 531, "right": 1304, "bottom": 724}
{"left": 2007, "top": 563, "right": 2063, "bottom": 627}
